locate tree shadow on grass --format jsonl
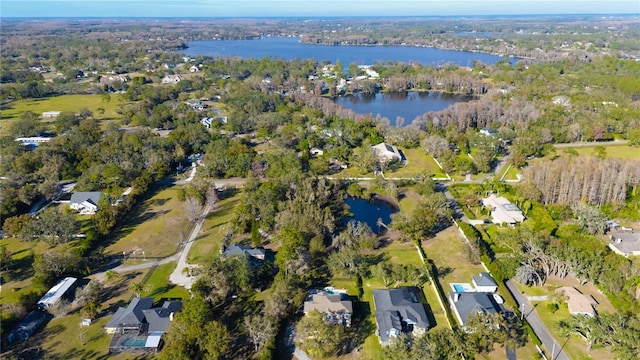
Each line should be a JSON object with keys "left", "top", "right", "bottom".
{"left": 349, "top": 298, "right": 376, "bottom": 351}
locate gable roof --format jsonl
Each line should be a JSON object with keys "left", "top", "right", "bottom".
{"left": 373, "top": 287, "right": 429, "bottom": 345}
{"left": 304, "top": 292, "right": 353, "bottom": 315}
{"left": 224, "top": 243, "right": 267, "bottom": 259}
{"left": 70, "top": 191, "right": 103, "bottom": 206}
{"left": 449, "top": 292, "right": 498, "bottom": 327}
{"left": 473, "top": 272, "right": 498, "bottom": 288}
{"left": 105, "top": 297, "right": 154, "bottom": 329}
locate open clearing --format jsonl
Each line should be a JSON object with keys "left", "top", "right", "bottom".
{"left": 105, "top": 186, "right": 190, "bottom": 259}
{"left": 553, "top": 143, "right": 640, "bottom": 159}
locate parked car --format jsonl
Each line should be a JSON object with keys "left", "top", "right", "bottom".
{"left": 493, "top": 294, "right": 504, "bottom": 304}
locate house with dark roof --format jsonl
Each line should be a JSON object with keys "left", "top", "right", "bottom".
{"left": 106, "top": 298, "right": 182, "bottom": 354}
{"left": 609, "top": 232, "right": 640, "bottom": 257}
{"left": 372, "top": 287, "right": 430, "bottom": 346}
{"left": 472, "top": 272, "right": 498, "bottom": 293}
{"left": 223, "top": 243, "right": 272, "bottom": 265}
{"left": 69, "top": 191, "right": 103, "bottom": 215}
{"left": 105, "top": 297, "right": 154, "bottom": 334}
{"left": 303, "top": 289, "right": 353, "bottom": 327}
{"left": 449, "top": 292, "right": 499, "bottom": 328}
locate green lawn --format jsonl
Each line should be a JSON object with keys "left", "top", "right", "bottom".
{"left": 500, "top": 164, "right": 521, "bottom": 181}
{"left": 386, "top": 148, "right": 447, "bottom": 178}
{"left": 516, "top": 286, "right": 614, "bottom": 360}
{"left": 105, "top": 186, "right": 190, "bottom": 259}
{"left": 0, "top": 94, "right": 123, "bottom": 132}
{"left": 144, "top": 262, "right": 190, "bottom": 301}
{"left": 422, "top": 227, "right": 487, "bottom": 295}
{"left": 554, "top": 144, "right": 640, "bottom": 159}
{"left": 1, "top": 237, "right": 69, "bottom": 305}
{"left": 187, "top": 192, "right": 242, "bottom": 263}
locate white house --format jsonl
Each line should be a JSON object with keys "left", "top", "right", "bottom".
{"left": 482, "top": 194, "right": 525, "bottom": 225}
{"left": 42, "top": 111, "right": 61, "bottom": 118}
{"left": 372, "top": 142, "right": 403, "bottom": 163}
{"left": 161, "top": 74, "right": 184, "bottom": 84}
{"left": 37, "top": 277, "right": 77, "bottom": 310}
{"left": 70, "top": 192, "right": 103, "bottom": 215}
{"left": 479, "top": 128, "right": 498, "bottom": 137}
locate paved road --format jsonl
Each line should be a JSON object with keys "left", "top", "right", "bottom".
{"left": 505, "top": 280, "right": 570, "bottom": 360}
{"left": 168, "top": 203, "right": 212, "bottom": 290}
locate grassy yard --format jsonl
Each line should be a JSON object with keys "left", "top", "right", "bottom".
{"left": 105, "top": 186, "right": 190, "bottom": 259}
{"left": 3, "top": 267, "right": 151, "bottom": 360}
{"left": 513, "top": 277, "right": 617, "bottom": 360}
{"left": 499, "top": 164, "right": 521, "bottom": 181}
{"left": 385, "top": 148, "right": 447, "bottom": 178}
{"left": 0, "top": 94, "right": 123, "bottom": 132}
{"left": 422, "top": 227, "right": 487, "bottom": 293}
{"left": 1, "top": 237, "right": 70, "bottom": 305}
{"left": 554, "top": 143, "right": 640, "bottom": 160}
{"left": 187, "top": 191, "right": 242, "bottom": 263}
{"left": 144, "top": 262, "right": 190, "bottom": 301}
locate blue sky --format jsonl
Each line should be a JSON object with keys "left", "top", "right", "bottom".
{"left": 2, "top": 1, "right": 638, "bottom": 18}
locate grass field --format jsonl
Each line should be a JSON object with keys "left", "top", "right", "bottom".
{"left": 0, "top": 94, "right": 123, "bottom": 133}
{"left": 554, "top": 143, "right": 640, "bottom": 160}
{"left": 187, "top": 191, "right": 242, "bottom": 263}
{"left": 105, "top": 186, "right": 190, "bottom": 259}
{"left": 386, "top": 148, "right": 447, "bottom": 178}
{"left": 144, "top": 262, "right": 190, "bottom": 301}
{"left": 0, "top": 237, "right": 71, "bottom": 305}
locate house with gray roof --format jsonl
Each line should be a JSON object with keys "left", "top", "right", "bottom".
{"left": 223, "top": 243, "right": 273, "bottom": 265}
{"left": 372, "top": 287, "right": 430, "bottom": 346}
{"left": 449, "top": 292, "right": 499, "bottom": 328}
{"left": 105, "top": 297, "right": 154, "bottom": 334}
{"left": 472, "top": 272, "right": 498, "bottom": 293}
{"left": 609, "top": 232, "right": 640, "bottom": 257}
{"left": 106, "top": 298, "right": 182, "bottom": 354}
{"left": 70, "top": 191, "right": 103, "bottom": 214}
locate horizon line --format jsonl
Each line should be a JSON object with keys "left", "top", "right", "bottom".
{"left": 2, "top": 13, "right": 639, "bottom": 20}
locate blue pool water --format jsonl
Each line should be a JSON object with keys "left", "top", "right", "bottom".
{"left": 453, "top": 284, "right": 465, "bottom": 292}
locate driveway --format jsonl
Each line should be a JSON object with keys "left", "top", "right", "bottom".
{"left": 505, "top": 280, "right": 570, "bottom": 360}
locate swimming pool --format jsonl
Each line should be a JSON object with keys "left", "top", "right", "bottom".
{"left": 453, "top": 284, "right": 465, "bottom": 292}
{"left": 121, "top": 338, "right": 146, "bottom": 347}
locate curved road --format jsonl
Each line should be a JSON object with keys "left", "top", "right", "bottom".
{"left": 506, "top": 280, "right": 570, "bottom": 360}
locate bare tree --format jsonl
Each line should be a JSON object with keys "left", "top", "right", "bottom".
{"left": 244, "top": 313, "right": 276, "bottom": 352}
{"left": 183, "top": 196, "right": 203, "bottom": 224}
{"left": 205, "top": 182, "right": 219, "bottom": 209}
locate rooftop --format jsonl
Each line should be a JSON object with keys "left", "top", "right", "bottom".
{"left": 482, "top": 194, "right": 525, "bottom": 225}
{"left": 450, "top": 292, "right": 498, "bottom": 327}
{"left": 555, "top": 287, "right": 597, "bottom": 317}
{"left": 304, "top": 292, "right": 353, "bottom": 315}
{"left": 373, "top": 287, "right": 429, "bottom": 345}
{"left": 609, "top": 233, "right": 640, "bottom": 257}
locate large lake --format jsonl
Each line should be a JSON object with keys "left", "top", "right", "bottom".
{"left": 335, "top": 91, "right": 474, "bottom": 126}
{"left": 184, "top": 37, "right": 502, "bottom": 66}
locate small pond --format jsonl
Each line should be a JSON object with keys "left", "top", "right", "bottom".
{"left": 344, "top": 197, "right": 398, "bottom": 233}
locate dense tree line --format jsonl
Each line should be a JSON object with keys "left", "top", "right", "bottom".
{"left": 522, "top": 156, "right": 640, "bottom": 206}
